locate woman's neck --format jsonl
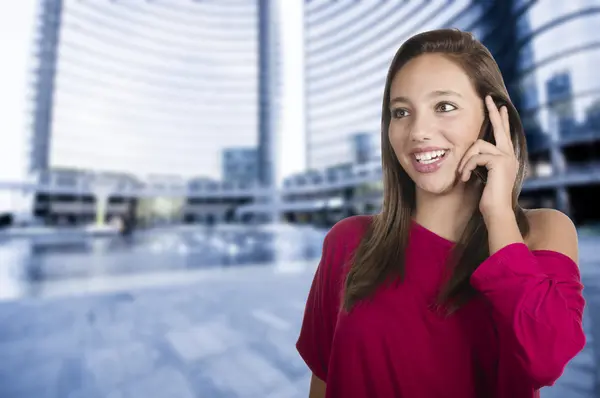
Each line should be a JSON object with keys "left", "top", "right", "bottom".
{"left": 413, "top": 184, "right": 480, "bottom": 243}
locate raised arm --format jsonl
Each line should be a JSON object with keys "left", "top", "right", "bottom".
{"left": 473, "top": 208, "right": 586, "bottom": 389}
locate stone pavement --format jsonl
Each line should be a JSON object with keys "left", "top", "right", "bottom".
{"left": 0, "top": 262, "right": 317, "bottom": 398}
{"left": 0, "top": 235, "right": 598, "bottom": 397}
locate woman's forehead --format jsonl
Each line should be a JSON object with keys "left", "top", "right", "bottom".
{"left": 390, "top": 56, "right": 478, "bottom": 102}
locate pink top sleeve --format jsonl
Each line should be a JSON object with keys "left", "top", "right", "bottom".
{"left": 470, "top": 243, "right": 586, "bottom": 389}
{"left": 296, "top": 231, "right": 343, "bottom": 382}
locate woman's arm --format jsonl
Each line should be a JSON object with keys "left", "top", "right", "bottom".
{"left": 484, "top": 208, "right": 578, "bottom": 261}
{"left": 472, "top": 208, "right": 586, "bottom": 388}
{"left": 309, "top": 373, "right": 326, "bottom": 398}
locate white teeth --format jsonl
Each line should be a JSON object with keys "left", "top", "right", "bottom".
{"left": 414, "top": 150, "right": 446, "bottom": 163}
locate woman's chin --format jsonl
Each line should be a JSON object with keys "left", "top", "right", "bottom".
{"left": 414, "top": 174, "right": 460, "bottom": 195}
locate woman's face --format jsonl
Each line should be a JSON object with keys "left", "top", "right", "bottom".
{"left": 388, "top": 53, "right": 485, "bottom": 195}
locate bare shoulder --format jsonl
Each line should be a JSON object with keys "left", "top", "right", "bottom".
{"left": 524, "top": 208, "right": 578, "bottom": 264}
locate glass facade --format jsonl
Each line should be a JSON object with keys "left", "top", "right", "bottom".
{"left": 222, "top": 147, "right": 259, "bottom": 185}
{"left": 29, "top": 0, "right": 277, "bottom": 182}
{"left": 510, "top": 1, "right": 600, "bottom": 147}
{"left": 303, "top": 0, "right": 491, "bottom": 171}
{"left": 29, "top": 0, "right": 62, "bottom": 173}
{"left": 351, "top": 132, "right": 375, "bottom": 165}
{"left": 507, "top": 0, "right": 600, "bottom": 219}
{"left": 302, "top": 1, "right": 600, "bottom": 218}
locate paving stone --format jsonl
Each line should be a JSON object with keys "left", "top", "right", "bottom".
{"left": 0, "top": 358, "right": 63, "bottom": 398}
{"left": 166, "top": 320, "right": 244, "bottom": 363}
{"left": 84, "top": 341, "right": 161, "bottom": 392}
{"left": 0, "top": 235, "right": 597, "bottom": 398}
{"left": 202, "top": 347, "right": 292, "bottom": 398}
{"left": 109, "top": 366, "right": 195, "bottom": 398}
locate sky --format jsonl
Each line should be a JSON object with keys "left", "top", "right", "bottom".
{"left": 0, "top": 0, "right": 37, "bottom": 213}
{"left": 0, "top": 0, "right": 36, "bottom": 183}
{"left": 0, "top": 0, "right": 305, "bottom": 213}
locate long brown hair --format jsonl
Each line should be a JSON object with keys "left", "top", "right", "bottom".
{"left": 343, "top": 28, "right": 530, "bottom": 314}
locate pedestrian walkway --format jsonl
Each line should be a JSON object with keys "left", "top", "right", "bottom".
{"left": 0, "top": 261, "right": 318, "bottom": 398}
{"left": 0, "top": 234, "right": 597, "bottom": 397}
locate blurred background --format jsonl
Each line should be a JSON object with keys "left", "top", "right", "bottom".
{"left": 0, "top": 0, "right": 599, "bottom": 397}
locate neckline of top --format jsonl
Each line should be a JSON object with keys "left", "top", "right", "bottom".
{"left": 410, "top": 219, "right": 456, "bottom": 248}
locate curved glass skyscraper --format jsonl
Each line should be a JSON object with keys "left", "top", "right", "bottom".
{"left": 29, "top": 0, "right": 278, "bottom": 184}
{"left": 508, "top": 1, "right": 600, "bottom": 220}
{"left": 303, "top": 0, "right": 493, "bottom": 171}
{"left": 511, "top": 1, "right": 600, "bottom": 150}
{"left": 303, "top": 0, "right": 600, "bottom": 223}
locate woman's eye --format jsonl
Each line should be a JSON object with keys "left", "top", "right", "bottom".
{"left": 392, "top": 108, "right": 410, "bottom": 119}
{"left": 437, "top": 103, "right": 457, "bottom": 112}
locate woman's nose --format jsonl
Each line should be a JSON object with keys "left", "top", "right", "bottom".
{"left": 408, "top": 114, "right": 433, "bottom": 142}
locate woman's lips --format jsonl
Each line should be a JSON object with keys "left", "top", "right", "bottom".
{"left": 411, "top": 150, "right": 449, "bottom": 173}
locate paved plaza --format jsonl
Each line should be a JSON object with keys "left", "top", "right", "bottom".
{"left": 0, "top": 225, "right": 597, "bottom": 398}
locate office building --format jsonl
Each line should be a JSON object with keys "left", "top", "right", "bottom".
{"left": 29, "top": 0, "right": 278, "bottom": 184}
{"left": 27, "top": 0, "right": 280, "bottom": 225}
{"left": 303, "top": 0, "right": 530, "bottom": 171}
{"left": 351, "top": 132, "right": 375, "bottom": 165}
{"left": 297, "top": 0, "right": 600, "bottom": 224}
{"left": 509, "top": 0, "right": 600, "bottom": 221}
{"left": 29, "top": 0, "right": 62, "bottom": 173}
{"left": 546, "top": 72, "right": 577, "bottom": 138}
{"left": 222, "top": 147, "right": 259, "bottom": 185}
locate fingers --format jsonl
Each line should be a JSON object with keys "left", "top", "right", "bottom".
{"left": 458, "top": 139, "right": 501, "bottom": 174}
{"left": 485, "top": 95, "right": 511, "bottom": 152}
{"left": 500, "top": 105, "right": 514, "bottom": 151}
{"left": 460, "top": 153, "right": 497, "bottom": 182}
{"left": 500, "top": 104, "right": 510, "bottom": 136}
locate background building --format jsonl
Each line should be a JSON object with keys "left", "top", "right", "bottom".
{"left": 222, "top": 147, "right": 259, "bottom": 185}
{"left": 29, "top": 0, "right": 62, "bottom": 173}
{"left": 303, "top": 0, "right": 492, "bottom": 171}
{"left": 509, "top": 0, "right": 600, "bottom": 223}
{"left": 19, "top": 0, "right": 600, "bottom": 228}
{"left": 286, "top": 0, "right": 513, "bottom": 225}
{"left": 26, "top": 0, "right": 279, "bottom": 225}
{"left": 280, "top": 0, "right": 600, "bottom": 227}
{"left": 28, "top": 0, "right": 277, "bottom": 183}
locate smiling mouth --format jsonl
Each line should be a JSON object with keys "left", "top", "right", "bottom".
{"left": 413, "top": 149, "right": 448, "bottom": 164}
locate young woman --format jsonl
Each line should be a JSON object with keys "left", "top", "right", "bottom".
{"left": 296, "top": 28, "right": 586, "bottom": 398}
